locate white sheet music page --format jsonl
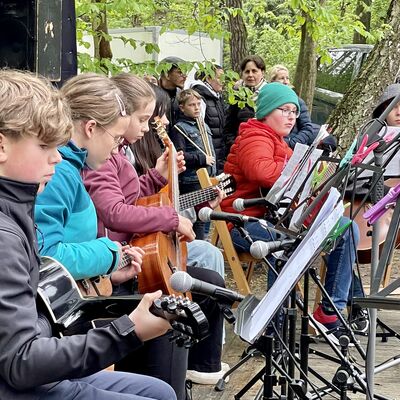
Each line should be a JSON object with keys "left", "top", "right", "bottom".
{"left": 265, "top": 143, "right": 309, "bottom": 205}
{"left": 265, "top": 144, "right": 323, "bottom": 206}
{"left": 239, "top": 188, "right": 344, "bottom": 344}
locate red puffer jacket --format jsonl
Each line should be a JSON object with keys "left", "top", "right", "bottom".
{"left": 221, "top": 118, "right": 293, "bottom": 218}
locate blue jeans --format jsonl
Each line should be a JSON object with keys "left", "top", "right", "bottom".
{"left": 230, "top": 221, "right": 278, "bottom": 287}
{"left": 187, "top": 239, "right": 225, "bottom": 278}
{"left": 230, "top": 218, "right": 360, "bottom": 312}
{"left": 322, "top": 218, "right": 360, "bottom": 311}
{"left": 42, "top": 371, "right": 176, "bottom": 400}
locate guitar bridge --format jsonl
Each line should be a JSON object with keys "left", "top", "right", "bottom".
{"left": 167, "top": 259, "right": 177, "bottom": 273}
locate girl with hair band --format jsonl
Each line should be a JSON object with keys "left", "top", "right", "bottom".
{"left": 35, "top": 72, "right": 143, "bottom": 284}
{"left": 83, "top": 73, "right": 230, "bottom": 388}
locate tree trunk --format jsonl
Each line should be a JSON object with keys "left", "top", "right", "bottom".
{"left": 353, "top": 0, "right": 372, "bottom": 44}
{"left": 225, "top": 0, "right": 248, "bottom": 73}
{"left": 293, "top": 15, "right": 317, "bottom": 111}
{"left": 92, "top": 0, "right": 112, "bottom": 60}
{"left": 328, "top": 0, "right": 400, "bottom": 151}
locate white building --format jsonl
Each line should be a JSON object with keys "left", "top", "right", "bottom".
{"left": 79, "top": 26, "right": 223, "bottom": 65}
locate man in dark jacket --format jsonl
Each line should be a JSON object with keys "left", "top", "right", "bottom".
{"left": 190, "top": 65, "right": 226, "bottom": 174}
{"left": 0, "top": 70, "right": 175, "bottom": 400}
{"left": 159, "top": 56, "right": 187, "bottom": 132}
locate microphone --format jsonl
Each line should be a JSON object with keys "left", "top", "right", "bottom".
{"left": 250, "top": 239, "right": 297, "bottom": 259}
{"left": 170, "top": 271, "right": 245, "bottom": 303}
{"left": 233, "top": 197, "right": 268, "bottom": 212}
{"left": 198, "top": 207, "right": 260, "bottom": 224}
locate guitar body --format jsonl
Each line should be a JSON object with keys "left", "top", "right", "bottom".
{"left": 37, "top": 256, "right": 208, "bottom": 345}
{"left": 131, "top": 192, "right": 188, "bottom": 296}
{"left": 77, "top": 276, "right": 113, "bottom": 297}
{"left": 345, "top": 199, "right": 400, "bottom": 264}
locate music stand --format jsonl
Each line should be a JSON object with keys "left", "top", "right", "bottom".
{"left": 236, "top": 188, "right": 344, "bottom": 345}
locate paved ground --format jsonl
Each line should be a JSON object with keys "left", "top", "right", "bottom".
{"left": 190, "top": 259, "right": 400, "bottom": 400}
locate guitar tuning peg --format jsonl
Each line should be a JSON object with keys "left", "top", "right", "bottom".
{"left": 167, "top": 303, "right": 177, "bottom": 313}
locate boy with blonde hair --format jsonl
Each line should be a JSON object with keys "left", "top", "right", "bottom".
{"left": 0, "top": 69, "right": 175, "bottom": 400}
{"left": 170, "top": 88, "right": 217, "bottom": 239}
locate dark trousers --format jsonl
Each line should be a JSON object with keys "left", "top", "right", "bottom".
{"left": 113, "top": 266, "right": 224, "bottom": 398}
{"left": 186, "top": 265, "right": 224, "bottom": 373}
{"left": 179, "top": 182, "right": 206, "bottom": 240}
{"left": 112, "top": 285, "right": 187, "bottom": 400}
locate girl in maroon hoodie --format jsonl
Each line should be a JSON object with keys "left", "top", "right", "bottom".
{"left": 83, "top": 74, "right": 228, "bottom": 389}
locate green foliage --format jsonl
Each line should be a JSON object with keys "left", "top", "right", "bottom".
{"left": 75, "top": 0, "right": 393, "bottom": 107}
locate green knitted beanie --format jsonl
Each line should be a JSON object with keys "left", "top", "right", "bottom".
{"left": 255, "top": 82, "right": 300, "bottom": 120}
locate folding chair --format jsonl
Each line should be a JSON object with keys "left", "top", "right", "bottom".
{"left": 197, "top": 168, "right": 258, "bottom": 295}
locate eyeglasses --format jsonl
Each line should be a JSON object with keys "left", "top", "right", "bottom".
{"left": 98, "top": 125, "right": 125, "bottom": 148}
{"left": 277, "top": 108, "right": 300, "bottom": 118}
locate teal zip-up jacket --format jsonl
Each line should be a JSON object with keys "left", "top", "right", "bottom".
{"left": 35, "top": 141, "right": 120, "bottom": 279}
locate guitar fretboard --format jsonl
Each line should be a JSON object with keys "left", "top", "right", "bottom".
{"left": 179, "top": 185, "right": 220, "bottom": 211}
{"left": 117, "top": 253, "right": 133, "bottom": 270}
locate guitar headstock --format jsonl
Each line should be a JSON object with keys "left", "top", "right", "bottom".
{"left": 150, "top": 295, "right": 209, "bottom": 347}
{"left": 152, "top": 116, "right": 170, "bottom": 148}
{"left": 215, "top": 173, "right": 236, "bottom": 197}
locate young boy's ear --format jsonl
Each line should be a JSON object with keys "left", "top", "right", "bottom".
{"left": 179, "top": 104, "right": 184, "bottom": 112}
{"left": 0, "top": 134, "right": 8, "bottom": 163}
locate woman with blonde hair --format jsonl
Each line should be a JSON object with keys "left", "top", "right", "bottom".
{"left": 269, "top": 64, "right": 317, "bottom": 148}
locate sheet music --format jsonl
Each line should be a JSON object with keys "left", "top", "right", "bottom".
{"left": 239, "top": 188, "right": 343, "bottom": 344}
{"left": 284, "top": 148, "right": 323, "bottom": 200}
{"left": 289, "top": 168, "right": 315, "bottom": 232}
{"left": 265, "top": 144, "right": 309, "bottom": 204}
{"left": 265, "top": 143, "right": 322, "bottom": 205}
{"left": 358, "top": 126, "right": 400, "bottom": 178}
{"left": 311, "top": 124, "right": 330, "bottom": 147}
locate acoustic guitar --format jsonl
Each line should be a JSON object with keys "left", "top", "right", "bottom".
{"left": 344, "top": 178, "right": 400, "bottom": 264}
{"left": 37, "top": 256, "right": 209, "bottom": 345}
{"left": 77, "top": 252, "right": 133, "bottom": 297}
{"left": 131, "top": 117, "right": 189, "bottom": 295}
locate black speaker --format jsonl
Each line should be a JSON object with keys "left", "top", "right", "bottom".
{"left": 0, "top": 0, "right": 77, "bottom": 83}
{"left": 0, "top": 1, "right": 36, "bottom": 71}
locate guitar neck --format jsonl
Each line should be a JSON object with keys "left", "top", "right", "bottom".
{"left": 117, "top": 253, "right": 133, "bottom": 270}
{"left": 179, "top": 185, "right": 219, "bottom": 211}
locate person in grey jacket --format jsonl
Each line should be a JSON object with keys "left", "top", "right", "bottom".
{"left": 0, "top": 70, "right": 176, "bottom": 400}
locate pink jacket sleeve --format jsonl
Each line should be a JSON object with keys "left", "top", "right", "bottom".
{"left": 83, "top": 153, "right": 179, "bottom": 236}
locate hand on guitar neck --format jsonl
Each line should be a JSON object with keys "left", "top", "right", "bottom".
{"left": 207, "top": 186, "right": 226, "bottom": 210}
{"left": 130, "top": 290, "right": 172, "bottom": 342}
{"left": 155, "top": 148, "right": 186, "bottom": 179}
{"left": 110, "top": 244, "right": 145, "bottom": 285}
